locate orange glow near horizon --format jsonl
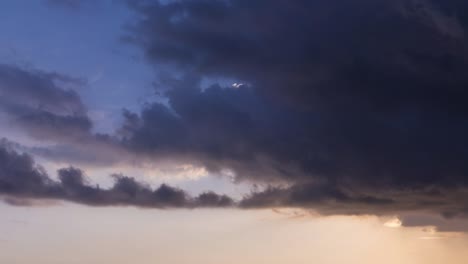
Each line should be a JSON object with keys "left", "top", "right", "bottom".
{"left": 1, "top": 203, "right": 468, "bottom": 264}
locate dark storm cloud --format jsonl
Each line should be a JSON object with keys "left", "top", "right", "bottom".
{"left": 117, "top": 0, "right": 468, "bottom": 218}
{"left": 4, "top": 141, "right": 468, "bottom": 220}
{"left": 5, "top": 0, "right": 468, "bottom": 225}
{"left": 0, "top": 143, "right": 233, "bottom": 208}
{"left": 120, "top": 75, "right": 316, "bottom": 181}
{"left": 240, "top": 183, "right": 468, "bottom": 218}
{"left": 0, "top": 64, "right": 93, "bottom": 142}
{"left": 126, "top": 0, "right": 468, "bottom": 110}
{"left": 121, "top": 74, "right": 468, "bottom": 189}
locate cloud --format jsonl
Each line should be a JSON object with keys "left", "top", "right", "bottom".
{"left": 0, "top": 64, "right": 139, "bottom": 167}
{"left": 0, "top": 143, "right": 233, "bottom": 208}
{"left": 239, "top": 182, "right": 468, "bottom": 219}
{"left": 115, "top": 75, "right": 468, "bottom": 218}
{"left": 0, "top": 140, "right": 59, "bottom": 198}
{"left": 4, "top": 0, "right": 468, "bottom": 230}
{"left": 125, "top": 0, "right": 468, "bottom": 110}
{"left": 4, "top": 140, "right": 468, "bottom": 233}
{"left": 115, "top": 0, "right": 468, "bottom": 218}
{"left": 0, "top": 64, "right": 92, "bottom": 142}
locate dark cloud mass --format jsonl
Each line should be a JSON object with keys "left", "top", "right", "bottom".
{"left": 0, "top": 140, "right": 57, "bottom": 198}
{"left": 0, "top": 144, "right": 233, "bottom": 208}
{"left": 118, "top": 0, "right": 468, "bottom": 217}
{"left": 3, "top": 140, "right": 468, "bottom": 219}
{"left": 4, "top": 0, "right": 468, "bottom": 222}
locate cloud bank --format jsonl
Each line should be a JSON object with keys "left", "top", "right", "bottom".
{"left": 3, "top": 0, "right": 468, "bottom": 225}
{"left": 0, "top": 143, "right": 233, "bottom": 208}
{"left": 117, "top": 0, "right": 468, "bottom": 217}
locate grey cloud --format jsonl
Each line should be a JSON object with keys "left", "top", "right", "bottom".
{"left": 0, "top": 64, "right": 93, "bottom": 142}
{"left": 240, "top": 183, "right": 468, "bottom": 219}
{"left": 5, "top": 0, "right": 468, "bottom": 230}
{"left": 0, "top": 141, "right": 59, "bottom": 198}
{"left": 116, "top": 0, "right": 468, "bottom": 219}
{"left": 0, "top": 143, "right": 233, "bottom": 208}
{"left": 0, "top": 64, "right": 135, "bottom": 167}
{"left": 0, "top": 64, "right": 86, "bottom": 115}
{"left": 4, "top": 142, "right": 468, "bottom": 224}
{"left": 125, "top": 0, "right": 468, "bottom": 110}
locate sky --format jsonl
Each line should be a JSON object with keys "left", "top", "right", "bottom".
{"left": 2, "top": 0, "right": 468, "bottom": 263}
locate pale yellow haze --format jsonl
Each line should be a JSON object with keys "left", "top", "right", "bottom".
{"left": 1, "top": 203, "right": 468, "bottom": 264}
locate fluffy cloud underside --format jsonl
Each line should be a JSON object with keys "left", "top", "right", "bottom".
{"left": 3, "top": 143, "right": 468, "bottom": 220}
{"left": 3, "top": 0, "right": 468, "bottom": 220}
{"left": 0, "top": 144, "right": 233, "bottom": 208}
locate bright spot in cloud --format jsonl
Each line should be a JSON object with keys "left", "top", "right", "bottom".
{"left": 232, "top": 83, "right": 244, "bottom": 88}
{"left": 144, "top": 164, "right": 209, "bottom": 181}
{"left": 384, "top": 217, "right": 402, "bottom": 228}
